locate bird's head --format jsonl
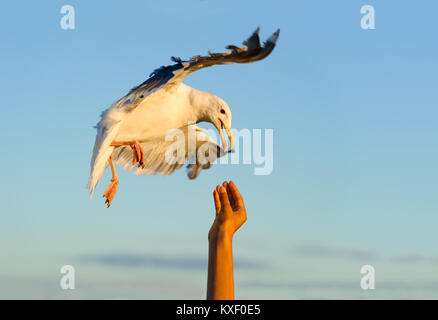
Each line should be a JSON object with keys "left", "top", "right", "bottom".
{"left": 208, "top": 97, "right": 234, "bottom": 152}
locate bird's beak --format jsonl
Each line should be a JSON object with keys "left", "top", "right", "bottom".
{"left": 226, "top": 126, "right": 235, "bottom": 152}
{"left": 217, "top": 119, "right": 235, "bottom": 152}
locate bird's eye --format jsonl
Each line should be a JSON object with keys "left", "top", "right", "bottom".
{"left": 220, "top": 109, "right": 226, "bottom": 114}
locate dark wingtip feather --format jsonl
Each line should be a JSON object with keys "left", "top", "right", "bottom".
{"left": 171, "top": 56, "right": 182, "bottom": 64}
{"left": 269, "top": 29, "right": 280, "bottom": 44}
{"left": 243, "top": 27, "right": 261, "bottom": 48}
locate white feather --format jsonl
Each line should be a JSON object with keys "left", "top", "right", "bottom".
{"left": 87, "top": 107, "right": 123, "bottom": 197}
{"left": 113, "top": 126, "right": 225, "bottom": 179}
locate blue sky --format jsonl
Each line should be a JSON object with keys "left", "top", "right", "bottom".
{"left": 1, "top": 0, "right": 438, "bottom": 299}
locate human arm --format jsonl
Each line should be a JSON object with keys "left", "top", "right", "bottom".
{"left": 207, "top": 181, "right": 247, "bottom": 300}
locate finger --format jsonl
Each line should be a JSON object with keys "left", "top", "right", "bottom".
{"left": 213, "top": 189, "right": 221, "bottom": 215}
{"left": 222, "top": 181, "right": 231, "bottom": 200}
{"left": 229, "top": 181, "right": 244, "bottom": 209}
{"left": 225, "top": 182, "right": 235, "bottom": 208}
{"left": 223, "top": 181, "right": 234, "bottom": 203}
{"left": 218, "top": 186, "right": 231, "bottom": 209}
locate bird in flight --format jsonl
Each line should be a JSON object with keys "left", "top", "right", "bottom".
{"left": 88, "top": 28, "right": 280, "bottom": 207}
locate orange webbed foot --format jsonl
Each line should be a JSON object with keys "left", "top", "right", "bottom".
{"left": 103, "top": 178, "right": 119, "bottom": 208}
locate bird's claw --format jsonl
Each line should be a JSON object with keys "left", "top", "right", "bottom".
{"left": 131, "top": 141, "right": 145, "bottom": 168}
{"left": 103, "top": 178, "right": 119, "bottom": 208}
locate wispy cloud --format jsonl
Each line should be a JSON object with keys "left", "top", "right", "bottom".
{"left": 430, "top": 257, "right": 438, "bottom": 263}
{"left": 391, "top": 254, "right": 426, "bottom": 264}
{"left": 292, "top": 244, "right": 438, "bottom": 265}
{"left": 391, "top": 254, "right": 438, "bottom": 264}
{"left": 78, "top": 254, "right": 205, "bottom": 270}
{"left": 293, "top": 245, "right": 379, "bottom": 261}
{"left": 77, "top": 253, "right": 268, "bottom": 271}
{"left": 241, "top": 280, "right": 438, "bottom": 292}
{"left": 0, "top": 274, "right": 202, "bottom": 299}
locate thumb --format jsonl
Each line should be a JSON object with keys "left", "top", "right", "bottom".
{"left": 218, "top": 186, "right": 231, "bottom": 209}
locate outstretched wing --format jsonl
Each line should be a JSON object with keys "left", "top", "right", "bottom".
{"left": 171, "top": 27, "right": 280, "bottom": 82}
{"left": 114, "top": 28, "right": 280, "bottom": 112}
{"left": 113, "top": 126, "right": 227, "bottom": 179}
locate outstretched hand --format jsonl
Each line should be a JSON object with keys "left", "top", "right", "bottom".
{"left": 209, "top": 181, "right": 247, "bottom": 242}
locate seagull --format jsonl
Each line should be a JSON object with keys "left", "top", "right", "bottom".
{"left": 88, "top": 28, "right": 280, "bottom": 207}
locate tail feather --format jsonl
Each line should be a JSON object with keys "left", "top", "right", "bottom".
{"left": 87, "top": 146, "right": 115, "bottom": 198}
{"left": 87, "top": 111, "right": 122, "bottom": 198}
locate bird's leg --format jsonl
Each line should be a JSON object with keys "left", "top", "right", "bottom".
{"left": 103, "top": 153, "right": 119, "bottom": 208}
{"left": 110, "top": 140, "right": 145, "bottom": 168}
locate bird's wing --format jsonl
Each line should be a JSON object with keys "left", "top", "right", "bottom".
{"left": 113, "top": 126, "right": 227, "bottom": 179}
{"left": 114, "top": 28, "right": 280, "bottom": 112}
{"left": 112, "top": 63, "right": 181, "bottom": 112}
{"left": 170, "top": 27, "right": 280, "bottom": 83}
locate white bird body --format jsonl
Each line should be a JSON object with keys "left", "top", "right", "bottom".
{"left": 87, "top": 28, "right": 280, "bottom": 206}
{"left": 115, "top": 84, "right": 204, "bottom": 142}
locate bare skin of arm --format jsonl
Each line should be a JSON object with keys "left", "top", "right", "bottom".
{"left": 207, "top": 181, "right": 247, "bottom": 300}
